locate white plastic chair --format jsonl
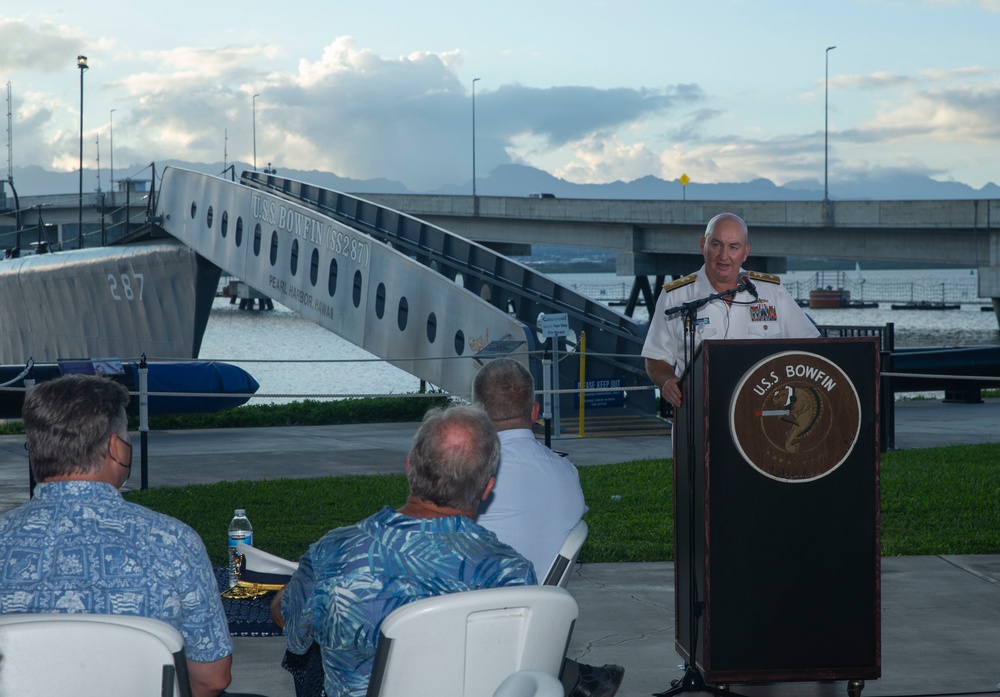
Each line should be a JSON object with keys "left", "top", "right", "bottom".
{"left": 542, "top": 519, "right": 588, "bottom": 587}
{"left": 492, "top": 670, "right": 565, "bottom": 697}
{"left": 0, "top": 613, "right": 191, "bottom": 697}
{"left": 365, "top": 585, "right": 578, "bottom": 697}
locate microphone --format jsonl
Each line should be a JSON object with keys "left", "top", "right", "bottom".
{"left": 738, "top": 273, "right": 758, "bottom": 300}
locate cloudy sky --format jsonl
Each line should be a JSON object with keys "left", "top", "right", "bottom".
{"left": 2, "top": 0, "right": 999, "bottom": 193}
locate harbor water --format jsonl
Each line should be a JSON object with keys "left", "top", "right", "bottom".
{"left": 199, "top": 298, "right": 422, "bottom": 403}
{"left": 200, "top": 268, "right": 1000, "bottom": 404}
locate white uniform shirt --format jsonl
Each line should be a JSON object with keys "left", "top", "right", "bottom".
{"left": 641, "top": 265, "right": 820, "bottom": 379}
{"left": 476, "top": 428, "right": 589, "bottom": 576}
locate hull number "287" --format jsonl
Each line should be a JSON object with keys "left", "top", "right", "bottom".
{"left": 107, "top": 272, "right": 145, "bottom": 301}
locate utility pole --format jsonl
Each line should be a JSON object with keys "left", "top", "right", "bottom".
{"left": 77, "top": 55, "right": 89, "bottom": 249}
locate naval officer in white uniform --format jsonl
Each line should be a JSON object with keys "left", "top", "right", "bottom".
{"left": 642, "top": 212, "right": 819, "bottom": 408}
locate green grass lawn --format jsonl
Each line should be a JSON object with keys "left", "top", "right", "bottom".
{"left": 8, "top": 391, "right": 995, "bottom": 564}
{"left": 125, "top": 442, "right": 1000, "bottom": 567}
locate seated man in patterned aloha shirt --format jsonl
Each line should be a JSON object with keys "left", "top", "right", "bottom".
{"left": 272, "top": 404, "right": 536, "bottom": 697}
{"left": 0, "top": 375, "right": 234, "bottom": 697}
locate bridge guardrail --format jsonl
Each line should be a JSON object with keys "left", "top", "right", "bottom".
{"left": 568, "top": 277, "right": 986, "bottom": 306}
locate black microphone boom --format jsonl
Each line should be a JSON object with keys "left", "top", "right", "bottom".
{"left": 738, "top": 273, "right": 758, "bottom": 300}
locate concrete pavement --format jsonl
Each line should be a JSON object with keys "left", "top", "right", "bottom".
{"left": 1, "top": 398, "right": 998, "bottom": 696}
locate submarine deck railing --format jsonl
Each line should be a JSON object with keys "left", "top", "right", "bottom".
{"left": 0, "top": 163, "right": 160, "bottom": 255}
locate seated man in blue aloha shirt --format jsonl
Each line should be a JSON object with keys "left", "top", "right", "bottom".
{"left": 272, "top": 404, "right": 536, "bottom": 697}
{"left": 0, "top": 375, "right": 234, "bottom": 697}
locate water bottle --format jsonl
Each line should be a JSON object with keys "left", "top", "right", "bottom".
{"left": 227, "top": 509, "right": 253, "bottom": 588}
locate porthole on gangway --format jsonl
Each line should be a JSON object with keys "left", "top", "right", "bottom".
{"left": 376, "top": 283, "right": 386, "bottom": 320}
{"left": 427, "top": 312, "right": 437, "bottom": 343}
{"left": 218, "top": 210, "right": 241, "bottom": 247}
{"left": 352, "top": 269, "right": 363, "bottom": 308}
{"left": 397, "top": 296, "right": 407, "bottom": 330}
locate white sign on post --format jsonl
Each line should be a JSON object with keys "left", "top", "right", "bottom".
{"left": 541, "top": 313, "right": 569, "bottom": 338}
{"left": 539, "top": 313, "right": 568, "bottom": 438}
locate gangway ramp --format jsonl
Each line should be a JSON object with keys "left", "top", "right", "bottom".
{"left": 156, "top": 168, "right": 653, "bottom": 414}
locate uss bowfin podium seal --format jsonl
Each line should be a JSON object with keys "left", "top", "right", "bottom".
{"left": 729, "top": 351, "right": 861, "bottom": 483}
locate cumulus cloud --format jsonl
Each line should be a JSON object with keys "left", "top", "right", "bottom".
{"left": 98, "top": 36, "right": 699, "bottom": 190}
{"left": 475, "top": 83, "right": 703, "bottom": 186}
{"left": 0, "top": 20, "right": 86, "bottom": 73}
{"left": 928, "top": 0, "right": 1000, "bottom": 10}
{"left": 6, "top": 89, "right": 82, "bottom": 172}
{"left": 484, "top": 83, "right": 702, "bottom": 147}
{"left": 662, "top": 132, "right": 822, "bottom": 187}
{"left": 8, "top": 20, "right": 1000, "bottom": 192}
{"left": 838, "top": 83, "right": 1000, "bottom": 145}
{"left": 554, "top": 136, "right": 664, "bottom": 184}
{"left": 833, "top": 72, "right": 917, "bottom": 91}
{"left": 660, "top": 66, "right": 1000, "bottom": 189}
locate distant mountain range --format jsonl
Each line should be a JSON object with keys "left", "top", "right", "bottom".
{"left": 8, "top": 160, "right": 1000, "bottom": 201}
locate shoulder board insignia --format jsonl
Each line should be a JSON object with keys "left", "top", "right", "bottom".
{"left": 748, "top": 270, "right": 781, "bottom": 285}
{"left": 662, "top": 274, "right": 697, "bottom": 292}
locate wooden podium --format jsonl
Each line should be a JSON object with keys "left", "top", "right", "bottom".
{"left": 673, "top": 338, "right": 881, "bottom": 689}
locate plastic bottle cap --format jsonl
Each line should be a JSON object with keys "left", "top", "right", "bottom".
{"left": 235, "top": 509, "right": 245, "bottom": 516}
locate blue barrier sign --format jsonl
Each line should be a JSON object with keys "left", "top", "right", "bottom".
{"left": 575, "top": 376, "right": 625, "bottom": 409}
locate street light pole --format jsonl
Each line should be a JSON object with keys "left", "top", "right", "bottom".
{"left": 253, "top": 93, "right": 260, "bottom": 170}
{"left": 824, "top": 45, "right": 836, "bottom": 202}
{"left": 77, "top": 55, "right": 88, "bottom": 249}
{"left": 109, "top": 108, "right": 116, "bottom": 193}
{"left": 472, "top": 78, "right": 480, "bottom": 198}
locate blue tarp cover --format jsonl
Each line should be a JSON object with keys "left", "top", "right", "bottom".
{"left": 0, "top": 361, "right": 259, "bottom": 418}
{"left": 124, "top": 361, "right": 260, "bottom": 416}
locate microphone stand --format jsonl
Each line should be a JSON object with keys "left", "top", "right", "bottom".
{"left": 662, "top": 282, "right": 745, "bottom": 387}
{"left": 656, "top": 282, "right": 749, "bottom": 697}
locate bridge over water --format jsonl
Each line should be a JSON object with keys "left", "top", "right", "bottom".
{"left": 353, "top": 194, "right": 1000, "bottom": 327}
{"left": 5, "top": 182, "right": 999, "bottom": 327}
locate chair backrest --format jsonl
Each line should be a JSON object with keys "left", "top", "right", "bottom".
{"left": 542, "top": 519, "right": 588, "bottom": 587}
{"left": 0, "top": 613, "right": 191, "bottom": 697}
{"left": 366, "top": 585, "right": 578, "bottom": 697}
{"left": 492, "top": 670, "right": 564, "bottom": 697}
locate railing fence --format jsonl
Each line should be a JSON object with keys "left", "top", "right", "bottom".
{"left": 568, "top": 273, "right": 987, "bottom": 306}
